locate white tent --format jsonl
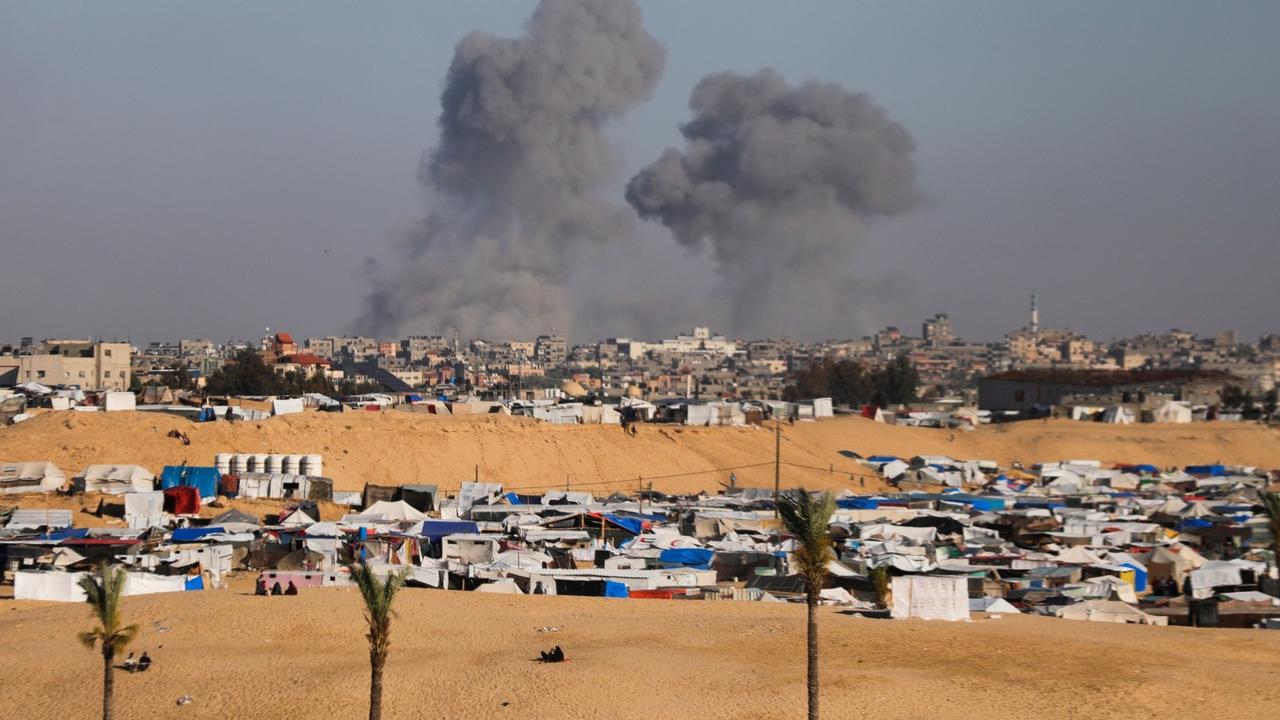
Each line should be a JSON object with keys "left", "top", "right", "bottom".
{"left": 970, "top": 596, "right": 1021, "bottom": 614}
{"left": 357, "top": 500, "right": 427, "bottom": 523}
{"left": 272, "top": 397, "right": 305, "bottom": 416}
{"left": 74, "top": 465, "right": 155, "bottom": 495}
{"left": 1154, "top": 401, "right": 1193, "bottom": 424}
{"left": 1101, "top": 406, "right": 1134, "bottom": 424}
{"left": 103, "top": 391, "right": 136, "bottom": 412}
{"left": 1057, "top": 600, "right": 1166, "bottom": 625}
{"left": 123, "top": 491, "right": 164, "bottom": 529}
{"left": 890, "top": 575, "right": 969, "bottom": 621}
{"left": 0, "top": 462, "right": 66, "bottom": 495}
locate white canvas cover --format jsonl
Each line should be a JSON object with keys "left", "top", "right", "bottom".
{"left": 970, "top": 596, "right": 1021, "bottom": 613}
{"left": 359, "top": 500, "right": 427, "bottom": 522}
{"left": 1154, "top": 401, "right": 1193, "bottom": 424}
{"left": 15, "top": 571, "right": 87, "bottom": 602}
{"left": 890, "top": 575, "right": 969, "bottom": 621}
{"left": 1057, "top": 600, "right": 1166, "bottom": 625}
{"left": 75, "top": 464, "right": 155, "bottom": 494}
{"left": 125, "top": 572, "right": 188, "bottom": 595}
{"left": 0, "top": 462, "right": 66, "bottom": 495}
{"left": 103, "top": 391, "right": 136, "bottom": 411}
{"left": 272, "top": 397, "right": 305, "bottom": 416}
{"left": 6, "top": 509, "right": 73, "bottom": 530}
{"left": 125, "top": 491, "right": 164, "bottom": 529}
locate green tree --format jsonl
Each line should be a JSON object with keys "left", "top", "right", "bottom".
{"left": 1220, "top": 384, "right": 1247, "bottom": 410}
{"left": 77, "top": 563, "right": 139, "bottom": 720}
{"left": 777, "top": 489, "right": 836, "bottom": 720}
{"left": 1263, "top": 389, "right": 1278, "bottom": 419}
{"left": 350, "top": 563, "right": 404, "bottom": 720}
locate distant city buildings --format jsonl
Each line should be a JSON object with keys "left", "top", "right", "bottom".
{"left": 2, "top": 309, "right": 1277, "bottom": 408}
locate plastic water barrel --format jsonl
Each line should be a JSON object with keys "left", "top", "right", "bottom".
{"left": 266, "top": 454, "right": 285, "bottom": 473}
{"left": 301, "top": 454, "right": 323, "bottom": 477}
{"left": 215, "top": 453, "right": 232, "bottom": 475}
{"left": 250, "top": 453, "right": 269, "bottom": 473}
{"left": 232, "top": 454, "right": 252, "bottom": 474}
{"left": 284, "top": 454, "right": 303, "bottom": 475}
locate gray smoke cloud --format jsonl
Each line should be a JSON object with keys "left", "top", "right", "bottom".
{"left": 627, "top": 69, "right": 921, "bottom": 338}
{"left": 357, "top": 0, "right": 665, "bottom": 340}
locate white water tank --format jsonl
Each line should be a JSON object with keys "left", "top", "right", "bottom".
{"left": 284, "top": 454, "right": 303, "bottom": 475}
{"left": 250, "top": 453, "right": 269, "bottom": 473}
{"left": 266, "top": 454, "right": 285, "bottom": 473}
{"left": 214, "top": 453, "right": 232, "bottom": 475}
{"left": 301, "top": 454, "right": 323, "bottom": 478}
{"left": 231, "top": 454, "right": 252, "bottom": 474}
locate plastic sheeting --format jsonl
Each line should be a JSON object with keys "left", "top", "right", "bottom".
{"left": 890, "top": 575, "right": 969, "bottom": 621}
{"left": 125, "top": 491, "right": 164, "bottom": 529}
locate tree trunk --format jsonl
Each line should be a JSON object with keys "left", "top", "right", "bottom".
{"left": 369, "top": 651, "right": 384, "bottom": 720}
{"left": 807, "top": 592, "right": 819, "bottom": 720}
{"left": 102, "top": 647, "right": 115, "bottom": 720}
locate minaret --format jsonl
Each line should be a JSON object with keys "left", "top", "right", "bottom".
{"left": 1030, "top": 292, "right": 1040, "bottom": 336}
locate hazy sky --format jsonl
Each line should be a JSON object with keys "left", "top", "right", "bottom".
{"left": 3, "top": 1, "right": 1278, "bottom": 344}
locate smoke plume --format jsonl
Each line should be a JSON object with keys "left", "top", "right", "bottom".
{"left": 627, "top": 69, "right": 921, "bottom": 338}
{"left": 358, "top": 0, "right": 665, "bottom": 340}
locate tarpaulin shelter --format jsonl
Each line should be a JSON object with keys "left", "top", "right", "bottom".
{"left": 125, "top": 491, "right": 164, "bottom": 529}
{"left": 163, "top": 486, "right": 200, "bottom": 515}
{"left": 890, "top": 575, "right": 969, "bottom": 621}
{"left": 659, "top": 547, "right": 714, "bottom": 570}
{"left": 73, "top": 464, "right": 154, "bottom": 495}
{"left": 160, "top": 466, "right": 220, "bottom": 499}
{"left": 0, "top": 462, "right": 66, "bottom": 495}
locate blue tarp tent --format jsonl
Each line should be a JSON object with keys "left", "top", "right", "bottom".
{"left": 602, "top": 514, "right": 645, "bottom": 535}
{"left": 1120, "top": 561, "right": 1148, "bottom": 593}
{"left": 171, "top": 527, "right": 225, "bottom": 542}
{"left": 41, "top": 528, "right": 90, "bottom": 541}
{"left": 604, "top": 580, "right": 630, "bottom": 598}
{"left": 836, "top": 497, "right": 881, "bottom": 510}
{"left": 184, "top": 575, "right": 204, "bottom": 591}
{"left": 418, "top": 520, "right": 480, "bottom": 541}
{"left": 868, "top": 455, "right": 898, "bottom": 463}
{"left": 659, "top": 548, "right": 714, "bottom": 570}
{"left": 1186, "top": 464, "right": 1227, "bottom": 477}
{"left": 160, "top": 466, "right": 221, "bottom": 499}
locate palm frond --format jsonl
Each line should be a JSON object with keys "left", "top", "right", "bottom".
{"left": 348, "top": 562, "right": 405, "bottom": 658}
{"left": 79, "top": 562, "right": 135, "bottom": 654}
{"left": 777, "top": 488, "right": 837, "bottom": 590}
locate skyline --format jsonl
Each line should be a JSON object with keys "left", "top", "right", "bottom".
{"left": 3, "top": 1, "right": 1279, "bottom": 344}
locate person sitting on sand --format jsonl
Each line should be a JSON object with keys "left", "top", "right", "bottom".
{"left": 122, "top": 652, "right": 136, "bottom": 671}
{"left": 136, "top": 652, "right": 151, "bottom": 672}
{"left": 285, "top": 581, "right": 298, "bottom": 596}
{"left": 255, "top": 577, "right": 268, "bottom": 596}
{"left": 271, "top": 581, "right": 283, "bottom": 596}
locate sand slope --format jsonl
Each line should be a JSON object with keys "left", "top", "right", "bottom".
{"left": 2, "top": 412, "right": 1278, "bottom": 495}
{"left": 1, "top": 582, "right": 1277, "bottom": 720}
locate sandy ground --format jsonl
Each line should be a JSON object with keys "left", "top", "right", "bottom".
{"left": 2, "top": 411, "right": 1278, "bottom": 496}
{"left": 1, "top": 578, "right": 1278, "bottom": 720}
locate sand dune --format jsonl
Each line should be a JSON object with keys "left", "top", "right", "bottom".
{"left": 1, "top": 579, "right": 1277, "bottom": 720}
{"left": 2, "top": 412, "right": 1279, "bottom": 497}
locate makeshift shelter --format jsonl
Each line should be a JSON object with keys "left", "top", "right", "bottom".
{"left": 125, "top": 491, "right": 164, "bottom": 529}
{"left": 1057, "top": 600, "right": 1167, "bottom": 625}
{"left": 163, "top": 486, "right": 200, "bottom": 515}
{"left": 890, "top": 575, "right": 969, "bottom": 621}
{"left": 103, "top": 391, "right": 136, "bottom": 412}
{"left": 73, "top": 465, "right": 155, "bottom": 495}
{"left": 160, "top": 466, "right": 221, "bottom": 500}
{"left": 1154, "top": 401, "right": 1193, "bottom": 424}
{"left": 0, "top": 462, "right": 66, "bottom": 495}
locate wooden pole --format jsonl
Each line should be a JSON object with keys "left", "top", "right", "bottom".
{"left": 774, "top": 419, "right": 781, "bottom": 519}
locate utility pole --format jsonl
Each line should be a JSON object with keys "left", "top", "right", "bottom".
{"left": 774, "top": 418, "right": 781, "bottom": 518}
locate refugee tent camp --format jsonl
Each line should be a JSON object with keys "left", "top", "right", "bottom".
{"left": 73, "top": 464, "right": 155, "bottom": 494}
{"left": 0, "top": 462, "right": 66, "bottom": 495}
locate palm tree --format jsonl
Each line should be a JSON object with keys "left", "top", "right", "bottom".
{"left": 77, "top": 563, "right": 138, "bottom": 720}
{"left": 350, "top": 562, "right": 404, "bottom": 720}
{"left": 777, "top": 488, "right": 836, "bottom": 720}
